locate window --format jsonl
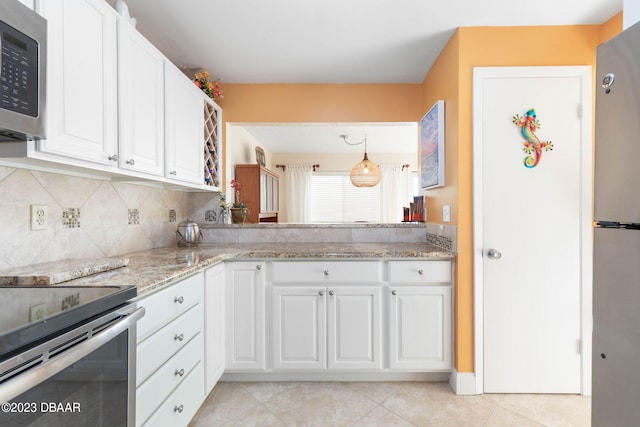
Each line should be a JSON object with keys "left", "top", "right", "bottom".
{"left": 310, "top": 173, "right": 380, "bottom": 223}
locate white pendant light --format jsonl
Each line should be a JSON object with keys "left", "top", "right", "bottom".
{"left": 340, "top": 135, "right": 382, "bottom": 187}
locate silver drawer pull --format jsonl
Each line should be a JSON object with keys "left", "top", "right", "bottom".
{"left": 174, "top": 333, "right": 184, "bottom": 342}
{"left": 256, "top": 265, "right": 262, "bottom": 270}
{"left": 174, "top": 404, "right": 184, "bottom": 413}
{"left": 318, "top": 290, "right": 324, "bottom": 296}
{"left": 169, "top": 170, "right": 177, "bottom": 175}
{"left": 126, "top": 158, "right": 135, "bottom": 166}
{"left": 175, "top": 368, "right": 185, "bottom": 377}
{"left": 328, "top": 290, "right": 334, "bottom": 296}
{"left": 391, "top": 290, "right": 397, "bottom": 296}
{"left": 108, "top": 154, "right": 118, "bottom": 161}
{"left": 323, "top": 270, "right": 329, "bottom": 276}
{"left": 418, "top": 269, "right": 424, "bottom": 275}
{"left": 174, "top": 296, "right": 184, "bottom": 304}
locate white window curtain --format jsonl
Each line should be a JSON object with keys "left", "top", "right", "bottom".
{"left": 284, "top": 165, "right": 313, "bottom": 223}
{"left": 379, "top": 165, "right": 412, "bottom": 223}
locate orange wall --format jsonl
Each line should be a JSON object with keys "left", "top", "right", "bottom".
{"left": 220, "top": 84, "right": 421, "bottom": 122}
{"left": 420, "top": 22, "right": 622, "bottom": 373}
{"left": 600, "top": 12, "right": 623, "bottom": 44}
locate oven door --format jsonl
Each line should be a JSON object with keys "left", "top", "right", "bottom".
{"left": 0, "top": 304, "right": 144, "bottom": 427}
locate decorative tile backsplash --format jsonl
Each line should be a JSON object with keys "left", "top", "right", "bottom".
{"left": 426, "top": 223, "right": 458, "bottom": 252}
{"left": 128, "top": 208, "right": 140, "bottom": 225}
{"left": 0, "top": 166, "right": 211, "bottom": 269}
{"left": 62, "top": 208, "right": 80, "bottom": 228}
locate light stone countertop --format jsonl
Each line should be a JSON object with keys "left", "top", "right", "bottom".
{"left": 1, "top": 242, "right": 454, "bottom": 296}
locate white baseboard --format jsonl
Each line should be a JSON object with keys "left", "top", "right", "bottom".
{"left": 222, "top": 371, "right": 451, "bottom": 382}
{"left": 449, "top": 369, "right": 480, "bottom": 395}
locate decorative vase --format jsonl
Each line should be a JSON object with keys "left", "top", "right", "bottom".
{"left": 230, "top": 208, "right": 248, "bottom": 224}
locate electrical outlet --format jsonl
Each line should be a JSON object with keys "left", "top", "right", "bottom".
{"left": 443, "top": 205, "right": 451, "bottom": 222}
{"left": 30, "top": 205, "right": 48, "bottom": 230}
{"left": 162, "top": 208, "right": 170, "bottom": 222}
{"left": 29, "top": 303, "right": 47, "bottom": 322}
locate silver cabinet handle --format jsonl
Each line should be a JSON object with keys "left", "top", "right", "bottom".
{"left": 391, "top": 290, "right": 397, "bottom": 296}
{"left": 487, "top": 248, "right": 502, "bottom": 260}
{"left": 318, "top": 290, "right": 324, "bottom": 296}
{"left": 108, "top": 154, "right": 118, "bottom": 161}
{"left": 175, "top": 368, "right": 185, "bottom": 377}
{"left": 328, "top": 290, "right": 334, "bottom": 296}
{"left": 256, "top": 265, "right": 262, "bottom": 270}
{"left": 418, "top": 269, "right": 424, "bottom": 275}
{"left": 126, "top": 159, "right": 135, "bottom": 165}
{"left": 323, "top": 270, "right": 329, "bottom": 276}
{"left": 169, "top": 170, "right": 177, "bottom": 175}
{"left": 174, "top": 296, "right": 184, "bottom": 304}
{"left": 174, "top": 404, "right": 184, "bottom": 413}
{"left": 174, "top": 333, "right": 184, "bottom": 342}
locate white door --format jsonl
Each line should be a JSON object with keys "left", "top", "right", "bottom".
{"left": 38, "top": 0, "right": 118, "bottom": 165}
{"left": 225, "top": 262, "right": 266, "bottom": 371}
{"left": 271, "top": 286, "right": 326, "bottom": 370}
{"left": 473, "top": 66, "right": 592, "bottom": 393}
{"left": 327, "top": 287, "right": 381, "bottom": 370}
{"left": 389, "top": 286, "right": 452, "bottom": 370}
{"left": 118, "top": 21, "right": 165, "bottom": 176}
{"left": 204, "top": 263, "right": 225, "bottom": 394}
{"left": 164, "top": 62, "right": 204, "bottom": 184}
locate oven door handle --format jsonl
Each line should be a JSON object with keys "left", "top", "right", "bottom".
{"left": 0, "top": 306, "right": 145, "bottom": 403}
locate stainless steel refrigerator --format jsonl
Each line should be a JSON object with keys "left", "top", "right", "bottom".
{"left": 593, "top": 20, "right": 640, "bottom": 427}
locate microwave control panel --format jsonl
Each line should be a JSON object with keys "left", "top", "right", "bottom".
{"left": 0, "top": 20, "right": 38, "bottom": 118}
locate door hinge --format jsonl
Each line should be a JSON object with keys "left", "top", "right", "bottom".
{"left": 577, "top": 104, "right": 584, "bottom": 119}
{"left": 577, "top": 339, "right": 583, "bottom": 354}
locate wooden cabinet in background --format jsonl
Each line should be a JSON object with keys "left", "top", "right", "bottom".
{"left": 235, "top": 164, "right": 279, "bottom": 223}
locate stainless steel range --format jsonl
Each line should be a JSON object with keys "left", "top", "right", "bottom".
{"left": 0, "top": 285, "right": 144, "bottom": 427}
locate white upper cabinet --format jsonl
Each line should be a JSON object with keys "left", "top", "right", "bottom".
{"left": 37, "top": 0, "right": 118, "bottom": 165}
{"left": 117, "top": 21, "right": 164, "bottom": 176}
{"left": 164, "top": 63, "right": 204, "bottom": 184}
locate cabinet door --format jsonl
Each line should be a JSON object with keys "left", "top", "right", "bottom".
{"left": 327, "top": 286, "right": 381, "bottom": 370}
{"left": 204, "top": 263, "right": 225, "bottom": 394}
{"left": 272, "top": 286, "right": 326, "bottom": 370}
{"left": 259, "top": 171, "right": 267, "bottom": 212}
{"left": 117, "top": 21, "right": 164, "bottom": 176}
{"left": 37, "top": 0, "right": 118, "bottom": 165}
{"left": 164, "top": 63, "right": 204, "bottom": 184}
{"left": 225, "top": 262, "right": 266, "bottom": 371}
{"left": 388, "top": 286, "right": 452, "bottom": 370}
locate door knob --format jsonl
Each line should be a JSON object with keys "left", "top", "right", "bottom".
{"left": 486, "top": 248, "right": 502, "bottom": 260}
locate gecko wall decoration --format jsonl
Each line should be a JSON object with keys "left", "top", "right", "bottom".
{"left": 512, "top": 108, "right": 554, "bottom": 168}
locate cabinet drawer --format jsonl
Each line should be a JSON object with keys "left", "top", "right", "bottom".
{"left": 137, "top": 303, "right": 203, "bottom": 385}
{"left": 136, "top": 334, "right": 203, "bottom": 426}
{"left": 141, "top": 361, "right": 205, "bottom": 427}
{"left": 388, "top": 260, "right": 452, "bottom": 283}
{"left": 136, "top": 273, "right": 203, "bottom": 342}
{"left": 272, "top": 261, "right": 381, "bottom": 283}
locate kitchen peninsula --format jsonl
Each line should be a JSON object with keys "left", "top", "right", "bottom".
{"left": 0, "top": 233, "right": 455, "bottom": 427}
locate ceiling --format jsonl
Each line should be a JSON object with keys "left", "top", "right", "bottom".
{"left": 112, "top": 0, "right": 620, "bottom": 154}
{"left": 116, "top": 0, "right": 620, "bottom": 84}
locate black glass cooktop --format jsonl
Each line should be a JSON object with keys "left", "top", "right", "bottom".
{"left": 0, "top": 285, "right": 137, "bottom": 359}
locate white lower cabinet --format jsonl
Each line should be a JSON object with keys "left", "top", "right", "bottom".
{"left": 225, "top": 262, "right": 266, "bottom": 371}
{"left": 135, "top": 273, "right": 205, "bottom": 427}
{"left": 271, "top": 285, "right": 381, "bottom": 370}
{"left": 204, "top": 263, "right": 225, "bottom": 394}
{"left": 388, "top": 285, "right": 452, "bottom": 370}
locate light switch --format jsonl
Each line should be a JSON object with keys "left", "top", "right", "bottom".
{"left": 443, "top": 205, "right": 451, "bottom": 222}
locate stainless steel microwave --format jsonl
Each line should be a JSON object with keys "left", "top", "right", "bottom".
{"left": 0, "top": 0, "right": 46, "bottom": 141}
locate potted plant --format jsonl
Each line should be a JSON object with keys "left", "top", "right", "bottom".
{"left": 229, "top": 180, "right": 250, "bottom": 224}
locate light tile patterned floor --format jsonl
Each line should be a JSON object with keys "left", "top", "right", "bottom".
{"left": 189, "top": 381, "right": 590, "bottom": 427}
